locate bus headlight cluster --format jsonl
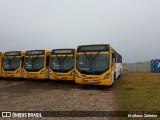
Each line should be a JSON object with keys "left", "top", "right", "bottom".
{"left": 104, "top": 73, "right": 110, "bottom": 79}
{"left": 70, "top": 72, "right": 74, "bottom": 76}
{"left": 16, "top": 70, "right": 20, "bottom": 74}
{"left": 40, "top": 70, "right": 44, "bottom": 74}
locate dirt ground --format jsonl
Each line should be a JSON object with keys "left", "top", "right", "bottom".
{"left": 0, "top": 78, "right": 120, "bottom": 120}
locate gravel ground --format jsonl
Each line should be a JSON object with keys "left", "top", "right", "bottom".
{"left": 0, "top": 78, "right": 120, "bottom": 120}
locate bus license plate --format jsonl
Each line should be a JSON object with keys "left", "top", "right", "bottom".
{"left": 86, "top": 80, "right": 94, "bottom": 83}
{"left": 58, "top": 76, "right": 62, "bottom": 79}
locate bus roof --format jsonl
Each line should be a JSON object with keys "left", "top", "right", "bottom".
{"left": 77, "top": 44, "right": 110, "bottom": 52}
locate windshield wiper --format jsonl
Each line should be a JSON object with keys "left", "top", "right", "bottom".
{"left": 32, "top": 55, "right": 39, "bottom": 70}
{"left": 90, "top": 52, "right": 100, "bottom": 72}
{"left": 61, "top": 55, "right": 68, "bottom": 67}
{"left": 8, "top": 58, "right": 11, "bottom": 69}
{"left": 83, "top": 52, "right": 90, "bottom": 61}
{"left": 80, "top": 51, "right": 100, "bottom": 72}
{"left": 80, "top": 52, "right": 91, "bottom": 70}
{"left": 55, "top": 55, "right": 61, "bottom": 70}
{"left": 92, "top": 52, "right": 100, "bottom": 61}
{"left": 10, "top": 57, "right": 20, "bottom": 70}
{"left": 10, "top": 57, "right": 15, "bottom": 70}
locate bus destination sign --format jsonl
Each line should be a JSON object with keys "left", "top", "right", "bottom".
{"left": 78, "top": 45, "right": 109, "bottom": 52}
{"left": 5, "top": 51, "right": 21, "bottom": 56}
{"left": 26, "top": 50, "right": 45, "bottom": 56}
{"left": 52, "top": 49, "right": 74, "bottom": 54}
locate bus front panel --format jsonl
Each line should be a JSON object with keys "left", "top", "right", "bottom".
{"left": 75, "top": 44, "right": 114, "bottom": 85}
{"left": 23, "top": 50, "right": 50, "bottom": 79}
{"left": 24, "top": 55, "right": 47, "bottom": 79}
{"left": 2, "top": 51, "right": 24, "bottom": 78}
{"left": 49, "top": 51, "right": 75, "bottom": 81}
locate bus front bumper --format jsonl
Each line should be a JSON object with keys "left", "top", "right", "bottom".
{"left": 75, "top": 77, "right": 112, "bottom": 86}
{"left": 49, "top": 74, "right": 75, "bottom": 81}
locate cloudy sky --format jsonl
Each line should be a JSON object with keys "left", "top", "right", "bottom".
{"left": 0, "top": 0, "right": 160, "bottom": 63}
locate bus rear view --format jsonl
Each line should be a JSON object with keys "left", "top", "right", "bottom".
{"left": 2, "top": 51, "right": 25, "bottom": 78}
{"left": 23, "top": 50, "right": 50, "bottom": 79}
{"left": 49, "top": 49, "right": 75, "bottom": 81}
{"left": 75, "top": 44, "right": 122, "bottom": 86}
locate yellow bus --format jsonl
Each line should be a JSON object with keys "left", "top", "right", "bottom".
{"left": 49, "top": 49, "right": 76, "bottom": 81}
{"left": 75, "top": 44, "right": 122, "bottom": 86}
{"left": 1, "top": 51, "right": 25, "bottom": 78}
{"left": 23, "top": 50, "right": 50, "bottom": 79}
{"left": 0, "top": 52, "right": 2, "bottom": 77}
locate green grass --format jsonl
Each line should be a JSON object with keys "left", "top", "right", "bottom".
{"left": 116, "top": 72, "right": 160, "bottom": 120}
{"left": 117, "top": 72, "right": 160, "bottom": 111}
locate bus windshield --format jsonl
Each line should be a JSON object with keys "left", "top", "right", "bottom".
{"left": 50, "top": 55, "right": 74, "bottom": 72}
{"left": 76, "top": 53, "right": 109, "bottom": 75}
{"left": 3, "top": 57, "right": 20, "bottom": 71}
{"left": 24, "top": 56, "right": 44, "bottom": 71}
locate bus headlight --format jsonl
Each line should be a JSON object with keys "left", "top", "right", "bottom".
{"left": 40, "top": 70, "right": 44, "bottom": 74}
{"left": 16, "top": 70, "right": 20, "bottom": 74}
{"left": 70, "top": 72, "right": 74, "bottom": 76}
{"left": 104, "top": 73, "right": 110, "bottom": 79}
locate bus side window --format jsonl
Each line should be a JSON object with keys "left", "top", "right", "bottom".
{"left": 46, "top": 56, "right": 50, "bottom": 67}
{"left": 112, "top": 52, "right": 115, "bottom": 66}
